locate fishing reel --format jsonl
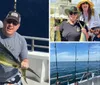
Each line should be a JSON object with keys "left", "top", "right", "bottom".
{"left": 56, "top": 80, "right": 60, "bottom": 85}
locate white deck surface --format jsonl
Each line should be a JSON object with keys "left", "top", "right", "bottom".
{"left": 25, "top": 51, "right": 49, "bottom": 85}
{"left": 22, "top": 78, "right": 49, "bottom": 85}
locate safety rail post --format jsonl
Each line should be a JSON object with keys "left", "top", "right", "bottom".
{"left": 31, "top": 39, "right": 35, "bottom": 51}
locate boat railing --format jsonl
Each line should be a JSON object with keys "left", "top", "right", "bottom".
{"left": 23, "top": 36, "right": 49, "bottom": 84}
{"left": 23, "top": 36, "right": 49, "bottom": 51}
{"left": 50, "top": 69, "right": 100, "bottom": 85}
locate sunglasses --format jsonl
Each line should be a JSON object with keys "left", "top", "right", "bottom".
{"left": 82, "top": 2, "right": 88, "bottom": 4}
{"left": 69, "top": 11, "right": 78, "bottom": 15}
{"left": 6, "top": 19, "right": 19, "bottom": 26}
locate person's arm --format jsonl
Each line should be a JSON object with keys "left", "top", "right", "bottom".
{"left": 83, "top": 23, "right": 89, "bottom": 40}
{"left": 82, "top": 28, "right": 89, "bottom": 41}
{"left": 20, "top": 37, "right": 29, "bottom": 69}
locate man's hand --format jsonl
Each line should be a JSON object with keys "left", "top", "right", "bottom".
{"left": 21, "top": 58, "right": 29, "bottom": 69}
{"left": 54, "top": 26, "right": 59, "bottom": 31}
{"left": 81, "top": 28, "right": 87, "bottom": 34}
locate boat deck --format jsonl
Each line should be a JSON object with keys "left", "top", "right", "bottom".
{"left": 22, "top": 78, "right": 49, "bottom": 85}
{"left": 23, "top": 36, "right": 49, "bottom": 85}
{"left": 22, "top": 50, "right": 49, "bottom": 85}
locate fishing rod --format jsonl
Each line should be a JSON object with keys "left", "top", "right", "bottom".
{"left": 53, "top": 6, "right": 57, "bottom": 41}
{"left": 96, "top": 44, "right": 99, "bottom": 75}
{"left": 87, "top": 43, "right": 90, "bottom": 79}
{"left": 54, "top": 18, "right": 57, "bottom": 41}
{"left": 54, "top": 43, "right": 60, "bottom": 85}
{"left": 14, "top": 0, "right": 17, "bottom": 12}
{"left": 74, "top": 43, "right": 78, "bottom": 85}
{"left": 99, "top": 44, "right": 100, "bottom": 74}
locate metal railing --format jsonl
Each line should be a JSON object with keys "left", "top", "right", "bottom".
{"left": 50, "top": 69, "right": 100, "bottom": 85}
{"left": 23, "top": 36, "right": 49, "bottom": 51}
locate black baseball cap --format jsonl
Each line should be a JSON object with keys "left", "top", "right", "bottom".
{"left": 5, "top": 11, "right": 21, "bottom": 23}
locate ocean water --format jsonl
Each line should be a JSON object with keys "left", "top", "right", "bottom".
{"left": 50, "top": 61, "right": 100, "bottom": 85}
{"left": 0, "top": 0, "right": 49, "bottom": 52}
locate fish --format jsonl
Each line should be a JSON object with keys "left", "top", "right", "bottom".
{"left": 54, "top": 19, "right": 61, "bottom": 41}
{"left": 78, "top": 21, "right": 87, "bottom": 41}
{"left": 0, "top": 42, "right": 40, "bottom": 83}
{"left": 80, "top": 27, "right": 87, "bottom": 41}
{"left": 54, "top": 29, "right": 61, "bottom": 41}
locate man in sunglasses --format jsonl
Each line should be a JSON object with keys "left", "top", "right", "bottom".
{"left": 0, "top": 11, "right": 29, "bottom": 85}
{"left": 59, "top": 6, "right": 89, "bottom": 41}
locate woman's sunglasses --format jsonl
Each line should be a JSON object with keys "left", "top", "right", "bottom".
{"left": 69, "top": 11, "right": 78, "bottom": 15}
{"left": 6, "top": 19, "right": 19, "bottom": 26}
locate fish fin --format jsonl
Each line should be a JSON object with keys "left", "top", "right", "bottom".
{"left": 21, "top": 69, "right": 28, "bottom": 83}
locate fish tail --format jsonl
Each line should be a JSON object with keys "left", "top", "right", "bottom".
{"left": 21, "top": 69, "right": 27, "bottom": 83}
{"left": 27, "top": 68, "right": 40, "bottom": 78}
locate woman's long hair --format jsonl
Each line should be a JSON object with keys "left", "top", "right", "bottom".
{"left": 79, "top": 3, "right": 94, "bottom": 21}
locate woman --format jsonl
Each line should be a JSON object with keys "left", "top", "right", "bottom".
{"left": 77, "top": 0, "right": 100, "bottom": 41}
{"left": 59, "top": 6, "right": 89, "bottom": 41}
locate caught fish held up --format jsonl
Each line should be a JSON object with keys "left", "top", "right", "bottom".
{"left": 0, "top": 42, "right": 40, "bottom": 83}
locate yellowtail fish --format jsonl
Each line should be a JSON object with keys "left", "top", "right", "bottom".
{"left": 78, "top": 21, "right": 87, "bottom": 41}
{"left": 0, "top": 42, "right": 40, "bottom": 83}
{"left": 54, "top": 29, "right": 61, "bottom": 41}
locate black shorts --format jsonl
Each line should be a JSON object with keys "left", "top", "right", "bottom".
{"left": 0, "top": 74, "right": 23, "bottom": 85}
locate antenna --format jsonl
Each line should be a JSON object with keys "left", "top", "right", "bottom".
{"left": 14, "top": 0, "right": 17, "bottom": 12}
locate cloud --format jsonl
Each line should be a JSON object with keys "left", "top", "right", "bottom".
{"left": 50, "top": 49, "right": 100, "bottom": 62}
{"left": 90, "top": 44, "right": 100, "bottom": 49}
{"left": 50, "top": 43, "right": 100, "bottom": 62}
{"left": 50, "top": 51, "right": 74, "bottom": 62}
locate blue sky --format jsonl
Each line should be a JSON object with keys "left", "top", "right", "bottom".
{"left": 50, "top": 43, "right": 100, "bottom": 62}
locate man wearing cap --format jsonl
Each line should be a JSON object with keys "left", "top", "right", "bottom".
{"left": 59, "top": 6, "right": 89, "bottom": 41}
{"left": 0, "top": 11, "right": 29, "bottom": 85}
{"left": 77, "top": 0, "right": 100, "bottom": 41}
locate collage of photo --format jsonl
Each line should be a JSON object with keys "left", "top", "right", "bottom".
{"left": 0, "top": 0, "right": 100, "bottom": 85}
{"left": 50, "top": 0, "right": 100, "bottom": 85}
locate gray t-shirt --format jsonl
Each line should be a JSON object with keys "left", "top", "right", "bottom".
{"left": 60, "top": 21, "right": 88, "bottom": 41}
{"left": 0, "top": 29, "right": 28, "bottom": 82}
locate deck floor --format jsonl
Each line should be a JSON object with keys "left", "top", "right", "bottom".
{"left": 22, "top": 78, "right": 49, "bottom": 85}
